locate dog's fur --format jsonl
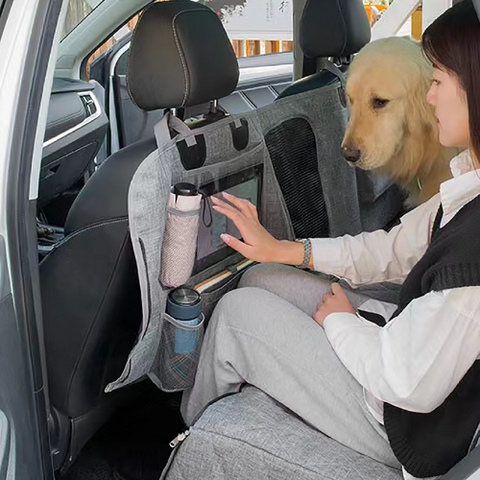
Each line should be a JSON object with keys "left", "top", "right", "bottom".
{"left": 342, "top": 37, "right": 456, "bottom": 205}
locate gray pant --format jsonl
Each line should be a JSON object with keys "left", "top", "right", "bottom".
{"left": 181, "top": 263, "right": 401, "bottom": 469}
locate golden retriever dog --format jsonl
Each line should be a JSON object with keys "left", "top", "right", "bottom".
{"left": 342, "top": 37, "right": 455, "bottom": 205}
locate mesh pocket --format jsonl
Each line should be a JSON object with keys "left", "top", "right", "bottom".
{"left": 158, "top": 312, "right": 205, "bottom": 391}
{"left": 160, "top": 207, "right": 200, "bottom": 288}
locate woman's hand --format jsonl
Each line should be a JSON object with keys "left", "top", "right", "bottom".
{"left": 313, "top": 283, "right": 356, "bottom": 328}
{"left": 211, "top": 193, "right": 282, "bottom": 263}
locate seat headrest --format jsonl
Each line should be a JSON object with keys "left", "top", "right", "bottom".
{"left": 127, "top": 1, "right": 239, "bottom": 111}
{"left": 300, "top": 0, "right": 371, "bottom": 59}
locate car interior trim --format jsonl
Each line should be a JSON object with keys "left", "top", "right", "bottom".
{"left": 42, "top": 91, "right": 101, "bottom": 149}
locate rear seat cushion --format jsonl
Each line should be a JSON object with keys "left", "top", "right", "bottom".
{"left": 161, "top": 385, "right": 403, "bottom": 480}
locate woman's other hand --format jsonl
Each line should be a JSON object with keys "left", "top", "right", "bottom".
{"left": 313, "top": 283, "right": 356, "bottom": 328}
{"left": 211, "top": 193, "right": 282, "bottom": 263}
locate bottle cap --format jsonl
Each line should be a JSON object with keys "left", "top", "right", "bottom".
{"left": 172, "top": 183, "right": 198, "bottom": 197}
{"left": 166, "top": 287, "right": 202, "bottom": 321}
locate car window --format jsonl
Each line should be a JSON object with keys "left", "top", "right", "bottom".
{"left": 62, "top": 0, "right": 107, "bottom": 39}
{"left": 196, "top": 0, "right": 294, "bottom": 56}
{"left": 367, "top": 0, "right": 457, "bottom": 41}
{"left": 85, "top": 0, "right": 294, "bottom": 78}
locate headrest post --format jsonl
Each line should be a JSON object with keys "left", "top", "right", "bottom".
{"left": 172, "top": 107, "right": 186, "bottom": 121}
{"left": 209, "top": 100, "right": 219, "bottom": 115}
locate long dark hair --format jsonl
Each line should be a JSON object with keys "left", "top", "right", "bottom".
{"left": 422, "top": 0, "right": 480, "bottom": 162}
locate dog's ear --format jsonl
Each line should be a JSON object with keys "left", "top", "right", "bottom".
{"left": 402, "top": 58, "right": 442, "bottom": 179}
{"left": 406, "top": 55, "right": 436, "bottom": 133}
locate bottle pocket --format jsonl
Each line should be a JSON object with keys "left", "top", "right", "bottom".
{"left": 158, "top": 312, "right": 205, "bottom": 391}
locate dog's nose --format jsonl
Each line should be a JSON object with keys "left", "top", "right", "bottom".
{"left": 341, "top": 146, "right": 361, "bottom": 163}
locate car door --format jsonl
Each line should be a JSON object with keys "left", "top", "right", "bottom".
{"left": 0, "top": 0, "right": 63, "bottom": 478}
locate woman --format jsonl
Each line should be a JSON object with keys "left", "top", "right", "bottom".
{"left": 182, "top": 2, "right": 480, "bottom": 478}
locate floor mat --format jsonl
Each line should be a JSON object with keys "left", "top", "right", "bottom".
{"left": 58, "top": 383, "right": 185, "bottom": 480}
{"left": 56, "top": 442, "right": 113, "bottom": 480}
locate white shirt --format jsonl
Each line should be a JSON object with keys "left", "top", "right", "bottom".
{"left": 311, "top": 149, "right": 480, "bottom": 478}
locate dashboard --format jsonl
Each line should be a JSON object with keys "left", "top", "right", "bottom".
{"left": 40, "top": 78, "right": 109, "bottom": 208}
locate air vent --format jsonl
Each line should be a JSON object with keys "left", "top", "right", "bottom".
{"left": 80, "top": 93, "right": 97, "bottom": 117}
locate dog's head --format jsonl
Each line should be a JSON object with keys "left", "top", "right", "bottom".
{"left": 342, "top": 37, "right": 438, "bottom": 173}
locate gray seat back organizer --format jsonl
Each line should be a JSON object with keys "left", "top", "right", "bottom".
{"left": 105, "top": 0, "right": 402, "bottom": 393}
{"left": 106, "top": 79, "right": 400, "bottom": 392}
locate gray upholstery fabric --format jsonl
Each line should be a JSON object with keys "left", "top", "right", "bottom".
{"left": 161, "top": 385, "right": 403, "bottom": 480}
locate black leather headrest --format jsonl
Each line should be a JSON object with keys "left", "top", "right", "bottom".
{"left": 300, "top": 0, "right": 371, "bottom": 59}
{"left": 127, "top": 1, "right": 239, "bottom": 111}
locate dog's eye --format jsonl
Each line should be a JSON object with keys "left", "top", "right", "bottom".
{"left": 372, "top": 98, "right": 389, "bottom": 109}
